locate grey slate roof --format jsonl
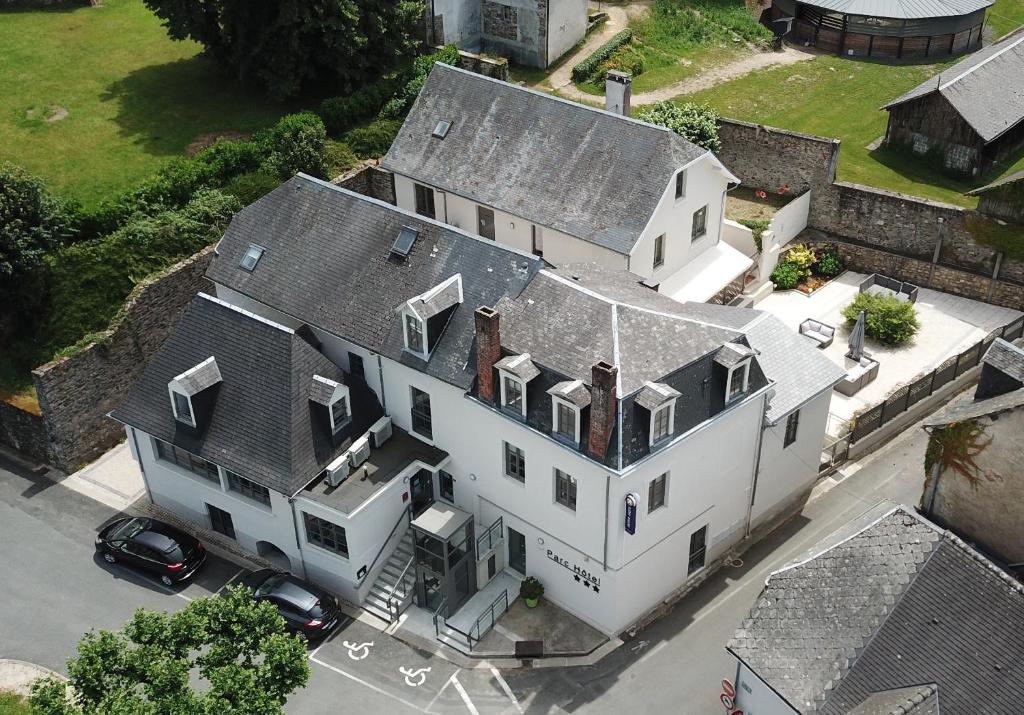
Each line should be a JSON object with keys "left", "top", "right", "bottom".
{"left": 413, "top": 277, "right": 462, "bottom": 319}
{"left": 801, "top": 0, "right": 989, "bottom": 19}
{"left": 885, "top": 30, "right": 1024, "bottom": 142}
{"left": 207, "top": 175, "right": 543, "bottom": 391}
{"left": 845, "top": 685, "right": 939, "bottom": 715}
{"left": 110, "top": 293, "right": 350, "bottom": 495}
{"left": 548, "top": 380, "right": 592, "bottom": 408}
{"left": 635, "top": 382, "right": 682, "bottom": 411}
{"left": 494, "top": 354, "right": 541, "bottom": 382}
{"left": 714, "top": 342, "right": 756, "bottom": 367}
{"left": 173, "top": 357, "right": 222, "bottom": 395}
{"left": 966, "top": 167, "right": 1024, "bottom": 195}
{"left": 983, "top": 337, "right": 1024, "bottom": 382}
{"left": 309, "top": 375, "right": 341, "bottom": 406}
{"left": 923, "top": 387, "right": 1024, "bottom": 426}
{"left": 730, "top": 505, "right": 1024, "bottom": 715}
{"left": 381, "top": 63, "right": 712, "bottom": 256}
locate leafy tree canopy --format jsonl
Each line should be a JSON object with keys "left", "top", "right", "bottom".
{"left": 636, "top": 100, "right": 722, "bottom": 153}
{"left": 29, "top": 585, "right": 310, "bottom": 715}
{"left": 144, "top": 0, "right": 424, "bottom": 100}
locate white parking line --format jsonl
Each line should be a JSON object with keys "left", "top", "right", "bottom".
{"left": 309, "top": 656, "right": 428, "bottom": 713}
{"left": 451, "top": 674, "right": 480, "bottom": 715}
{"left": 490, "top": 667, "right": 523, "bottom": 714}
{"left": 216, "top": 568, "right": 246, "bottom": 594}
{"left": 426, "top": 671, "right": 458, "bottom": 713}
{"left": 638, "top": 640, "right": 668, "bottom": 664}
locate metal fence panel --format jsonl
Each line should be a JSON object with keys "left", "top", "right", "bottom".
{"left": 851, "top": 403, "right": 883, "bottom": 443}
{"left": 955, "top": 340, "right": 983, "bottom": 376}
{"left": 933, "top": 356, "right": 957, "bottom": 391}
{"left": 1004, "top": 317, "right": 1024, "bottom": 342}
{"left": 881, "top": 384, "right": 910, "bottom": 425}
{"left": 906, "top": 372, "right": 934, "bottom": 408}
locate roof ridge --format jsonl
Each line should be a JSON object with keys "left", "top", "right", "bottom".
{"left": 886, "top": 683, "right": 938, "bottom": 715}
{"left": 938, "top": 33, "right": 1024, "bottom": 91}
{"left": 197, "top": 292, "right": 295, "bottom": 334}
{"left": 939, "top": 527, "right": 1024, "bottom": 596}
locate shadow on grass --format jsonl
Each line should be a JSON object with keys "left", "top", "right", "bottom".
{"left": 865, "top": 145, "right": 977, "bottom": 200}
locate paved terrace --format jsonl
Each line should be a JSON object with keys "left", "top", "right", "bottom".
{"left": 756, "top": 271, "right": 1022, "bottom": 433}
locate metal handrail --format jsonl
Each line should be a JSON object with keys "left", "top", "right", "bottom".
{"left": 476, "top": 515, "right": 503, "bottom": 555}
{"left": 432, "top": 597, "right": 449, "bottom": 637}
{"left": 470, "top": 588, "right": 508, "bottom": 642}
{"left": 386, "top": 552, "right": 416, "bottom": 618}
{"left": 362, "top": 504, "right": 411, "bottom": 584}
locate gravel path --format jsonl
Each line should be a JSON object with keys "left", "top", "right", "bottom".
{"left": 0, "top": 659, "right": 63, "bottom": 697}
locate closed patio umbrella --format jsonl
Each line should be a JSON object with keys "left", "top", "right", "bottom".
{"left": 847, "top": 310, "right": 866, "bottom": 360}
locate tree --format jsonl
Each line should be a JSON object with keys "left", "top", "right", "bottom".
{"left": 0, "top": 162, "right": 75, "bottom": 328}
{"left": 635, "top": 101, "right": 722, "bottom": 153}
{"left": 261, "top": 112, "right": 328, "bottom": 181}
{"left": 29, "top": 585, "right": 309, "bottom": 715}
{"left": 143, "top": 0, "right": 424, "bottom": 101}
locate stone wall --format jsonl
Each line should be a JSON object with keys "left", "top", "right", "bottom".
{"left": 718, "top": 117, "right": 1024, "bottom": 302}
{"left": 333, "top": 161, "right": 396, "bottom": 204}
{"left": 453, "top": 48, "right": 510, "bottom": 80}
{"left": 30, "top": 246, "right": 216, "bottom": 471}
{"left": 0, "top": 402, "right": 50, "bottom": 464}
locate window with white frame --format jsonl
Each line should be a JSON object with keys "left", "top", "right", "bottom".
{"left": 501, "top": 374, "right": 525, "bottom": 416}
{"left": 653, "top": 234, "right": 665, "bottom": 269}
{"left": 691, "top": 205, "right": 708, "bottom": 241}
{"left": 675, "top": 170, "right": 687, "bottom": 199}
{"left": 648, "top": 472, "right": 668, "bottom": 512}
{"left": 688, "top": 525, "right": 708, "bottom": 574}
{"left": 155, "top": 439, "right": 219, "bottom": 484}
{"left": 784, "top": 410, "right": 800, "bottom": 448}
{"left": 171, "top": 390, "right": 194, "bottom": 426}
{"left": 553, "top": 399, "right": 579, "bottom": 444}
{"left": 414, "top": 183, "right": 435, "bottom": 219}
{"left": 726, "top": 361, "right": 750, "bottom": 403}
{"left": 329, "top": 394, "right": 350, "bottom": 434}
{"left": 405, "top": 313, "right": 425, "bottom": 354}
{"left": 504, "top": 442, "right": 526, "bottom": 482}
{"left": 650, "top": 402, "right": 674, "bottom": 445}
{"left": 554, "top": 469, "right": 577, "bottom": 511}
{"left": 410, "top": 386, "right": 433, "bottom": 440}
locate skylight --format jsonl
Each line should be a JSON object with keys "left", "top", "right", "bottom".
{"left": 391, "top": 226, "right": 419, "bottom": 258}
{"left": 240, "top": 244, "right": 265, "bottom": 271}
{"left": 432, "top": 120, "right": 452, "bottom": 139}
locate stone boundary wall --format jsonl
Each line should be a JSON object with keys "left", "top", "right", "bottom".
{"left": 28, "top": 246, "right": 216, "bottom": 471}
{"left": 454, "top": 48, "right": 510, "bottom": 81}
{"left": 718, "top": 118, "right": 1024, "bottom": 294}
{"left": 0, "top": 402, "right": 50, "bottom": 464}
{"left": 333, "top": 161, "right": 396, "bottom": 204}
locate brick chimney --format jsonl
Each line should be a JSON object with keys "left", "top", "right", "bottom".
{"left": 475, "top": 306, "right": 501, "bottom": 403}
{"left": 605, "top": 70, "right": 632, "bottom": 117}
{"left": 588, "top": 361, "right": 618, "bottom": 460}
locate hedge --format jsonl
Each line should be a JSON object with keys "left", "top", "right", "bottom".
{"left": 571, "top": 29, "right": 633, "bottom": 83}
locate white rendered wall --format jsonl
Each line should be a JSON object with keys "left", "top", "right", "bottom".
{"left": 547, "top": 0, "right": 588, "bottom": 64}
{"left": 750, "top": 390, "right": 831, "bottom": 530}
{"left": 734, "top": 661, "right": 799, "bottom": 715}
{"left": 630, "top": 155, "right": 731, "bottom": 285}
{"left": 431, "top": 0, "right": 482, "bottom": 47}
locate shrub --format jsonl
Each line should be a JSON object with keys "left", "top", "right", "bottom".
{"left": 379, "top": 45, "right": 461, "bottom": 120}
{"left": 738, "top": 218, "right": 769, "bottom": 252}
{"left": 324, "top": 140, "right": 360, "bottom": 176}
{"left": 635, "top": 101, "right": 721, "bottom": 152}
{"left": 842, "top": 292, "right": 920, "bottom": 346}
{"left": 520, "top": 576, "right": 545, "bottom": 601}
{"left": 814, "top": 250, "right": 844, "bottom": 277}
{"left": 1, "top": 162, "right": 76, "bottom": 287}
{"left": 319, "top": 78, "right": 401, "bottom": 136}
{"left": 770, "top": 261, "right": 802, "bottom": 290}
{"left": 223, "top": 171, "right": 281, "bottom": 205}
{"left": 572, "top": 28, "right": 633, "bottom": 82}
{"left": 192, "top": 138, "right": 266, "bottom": 184}
{"left": 261, "top": 112, "right": 328, "bottom": 181}
{"left": 600, "top": 43, "right": 646, "bottom": 80}
{"left": 343, "top": 119, "right": 402, "bottom": 159}
{"left": 785, "top": 243, "right": 817, "bottom": 275}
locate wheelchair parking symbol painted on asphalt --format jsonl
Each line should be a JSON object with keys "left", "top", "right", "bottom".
{"left": 341, "top": 641, "right": 373, "bottom": 661}
{"left": 399, "top": 666, "right": 431, "bottom": 687}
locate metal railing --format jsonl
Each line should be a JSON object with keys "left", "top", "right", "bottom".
{"left": 476, "top": 515, "right": 503, "bottom": 556}
{"left": 470, "top": 589, "right": 509, "bottom": 643}
{"left": 361, "top": 504, "right": 411, "bottom": 587}
{"left": 847, "top": 315, "right": 1023, "bottom": 446}
{"left": 386, "top": 553, "right": 415, "bottom": 620}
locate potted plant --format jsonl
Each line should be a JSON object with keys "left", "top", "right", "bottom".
{"left": 520, "top": 576, "right": 544, "bottom": 608}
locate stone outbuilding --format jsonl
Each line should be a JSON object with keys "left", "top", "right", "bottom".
{"left": 967, "top": 168, "right": 1024, "bottom": 222}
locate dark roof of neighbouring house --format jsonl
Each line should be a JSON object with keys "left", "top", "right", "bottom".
{"left": 983, "top": 337, "right": 1024, "bottom": 381}
{"left": 844, "top": 685, "right": 939, "bottom": 715}
{"left": 967, "top": 168, "right": 1024, "bottom": 195}
{"left": 380, "top": 63, "right": 731, "bottom": 256}
{"left": 884, "top": 30, "right": 1024, "bottom": 142}
{"left": 207, "top": 174, "right": 543, "bottom": 392}
{"left": 109, "top": 293, "right": 351, "bottom": 496}
{"left": 924, "top": 387, "right": 1024, "bottom": 425}
{"left": 728, "top": 504, "right": 1024, "bottom": 715}
{"left": 800, "top": 0, "right": 989, "bottom": 19}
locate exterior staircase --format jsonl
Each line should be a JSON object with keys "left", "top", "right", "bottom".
{"left": 362, "top": 528, "right": 416, "bottom": 622}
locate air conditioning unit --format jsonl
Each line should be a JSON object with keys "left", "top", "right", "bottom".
{"left": 349, "top": 435, "right": 371, "bottom": 468}
{"left": 369, "top": 416, "right": 392, "bottom": 448}
{"left": 325, "top": 452, "right": 351, "bottom": 488}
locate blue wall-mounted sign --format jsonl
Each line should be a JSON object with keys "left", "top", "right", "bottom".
{"left": 625, "top": 493, "right": 638, "bottom": 535}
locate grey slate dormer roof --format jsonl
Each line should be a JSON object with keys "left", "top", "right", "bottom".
{"left": 729, "top": 504, "right": 1024, "bottom": 714}
{"left": 983, "top": 337, "right": 1024, "bottom": 382}
{"left": 634, "top": 382, "right": 682, "bottom": 411}
{"left": 494, "top": 354, "right": 541, "bottom": 382}
{"left": 381, "top": 62, "right": 716, "bottom": 256}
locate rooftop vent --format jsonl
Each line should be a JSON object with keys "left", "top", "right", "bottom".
{"left": 391, "top": 226, "right": 419, "bottom": 258}
{"left": 240, "top": 244, "right": 265, "bottom": 271}
{"left": 432, "top": 120, "right": 452, "bottom": 139}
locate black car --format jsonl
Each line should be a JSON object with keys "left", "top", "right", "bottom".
{"left": 95, "top": 517, "right": 205, "bottom": 586}
{"left": 241, "top": 569, "right": 340, "bottom": 641}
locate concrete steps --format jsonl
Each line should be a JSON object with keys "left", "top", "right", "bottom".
{"left": 361, "top": 530, "right": 415, "bottom": 622}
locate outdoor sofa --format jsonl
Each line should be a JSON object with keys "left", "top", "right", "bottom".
{"left": 859, "top": 274, "right": 919, "bottom": 303}
{"left": 835, "top": 356, "right": 880, "bottom": 396}
{"left": 799, "top": 319, "right": 836, "bottom": 348}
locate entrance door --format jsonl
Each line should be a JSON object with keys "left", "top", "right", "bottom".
{"left": 409, "top": 469, "right": 434, "bottom": 516}
{"left": 477, "top": 206, "right": 496, "bottom": 241}
{"left": 508, "top": 527, "right": 526, "bottom": 575}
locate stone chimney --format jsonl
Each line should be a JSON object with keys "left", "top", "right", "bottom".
{"left": 588, "top": 361, "right": 618, "bottom": 460}
{"left": 475, "top": 306, "right": 502, "bottom": 403}
{"left": 605, "top": 70, "right": 632, "bottom": 117}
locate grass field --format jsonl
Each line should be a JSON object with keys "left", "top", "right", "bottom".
{"left": 0, "top": 692, "right": 30, "bottom": 715}
{"left": 684, "top": 54, "right": 1024, "bottom": 207}
{"left": 0, "top": 0, "right": 292, "bottom": 208}
{"left": 987, "top": 0, "right": 1024, "bottom": 38}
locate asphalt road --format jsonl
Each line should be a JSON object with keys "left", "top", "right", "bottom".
{"left": 0, "top": 422, "right": 930, "bottom": 714}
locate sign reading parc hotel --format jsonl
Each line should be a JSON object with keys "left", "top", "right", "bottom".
{"left": 624, "top": 493, "right": 639, "bottom": 535}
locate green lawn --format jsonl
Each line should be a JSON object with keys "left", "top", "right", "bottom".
{"left": 0, "top": 0, "right": 292, "bottom": 208}
{"left": 987, "top": 0, "right": 1024, "bottom": 38}
{"left": 0, "top": 692, "right": 30, "bottom": 715}
{"left": 684, "top": 55, "right": 1024, "bottom": 207}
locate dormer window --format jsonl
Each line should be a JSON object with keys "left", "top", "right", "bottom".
{"left": 548, "top": 380, "right": 590, "bottom": 447}
{"left": 310, "top": 375, "right": 351, "bottom": 436}
{"left": 715, "top": 343, "right": 755, "bottom": 404}
{"left": 727, "top": 362, "right": 750, "bottom": 402}
{"left": 171, "top": 391, "right": 194, "bottom": 426}
{"left": 495, "top": 353, "right": 540, "bottom": 419}
{"left": 329, "top": 394, "right": 350, "bottom": 434}
{"left": 636, "top": 381, "right": 680, "bottom": 447}
{"left": 405, "top": 314, "right": 424, "bottom": 353}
